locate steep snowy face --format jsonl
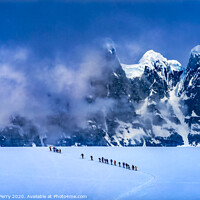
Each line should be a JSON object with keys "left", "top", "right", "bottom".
{"left": 143, "top": 51, "right": 182, "bottom": 98}
{"left": 182, "top": 45, "right": 200, "bottom": 113}
{"left": 100, "top": 50, "right": 186, "bottom": 147}
{"left": 179, "top": 45, "right": 200, "bottom": 146}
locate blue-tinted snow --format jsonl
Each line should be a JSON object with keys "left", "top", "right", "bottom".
{"left": 191, "top": 45, "right": 200, "bottom": 56}
{"left": 0, "top": 147, "right": 199, "bottom": 200}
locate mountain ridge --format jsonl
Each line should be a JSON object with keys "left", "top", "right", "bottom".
{"left": 1, "top": 45, "right": 200, "bottom": 147}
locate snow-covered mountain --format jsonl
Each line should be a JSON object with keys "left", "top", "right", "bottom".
{"left": 179, "top": 45, "right": 200, "bottom": 146}
{"left": 1, "top": 45, "right": 200, "bottom": 147}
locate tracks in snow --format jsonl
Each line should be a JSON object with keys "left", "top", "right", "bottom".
{"left": 115, "top": 171, "right": 155, "bottom": 200}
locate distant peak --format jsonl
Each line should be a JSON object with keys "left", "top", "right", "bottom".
{"left": 121, "top": 49, "right": 183, "bottom": 79}
{"left": 104, "top": 40, "right": 116, "bottom": 56}
{"left": 140, "top": 50, "right": 167, "bottom": 64}
{"left": 191, "top": 45, "right": 200, "bottom": 56}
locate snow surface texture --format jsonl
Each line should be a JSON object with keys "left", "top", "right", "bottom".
{"left": 121, "top": 64, "right": 144, "bottom": 78}
{"left": 0, "top": 147, "right": 200, "bottom": 200}
{"left": 168, "top": 60, "right": 183, "bottom": 71}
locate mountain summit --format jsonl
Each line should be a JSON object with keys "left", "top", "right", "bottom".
{"left": 1, "top": 45, "right": 200, "bottom": 147}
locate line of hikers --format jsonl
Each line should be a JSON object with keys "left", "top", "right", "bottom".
{"left": 81, "top": 154, "right": 138, "bottom": 171}
{"left": 49, "top": 146, "right": 61, "bottom": 153}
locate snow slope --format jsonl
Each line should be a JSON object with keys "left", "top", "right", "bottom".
{"left": 121, "top": 64, "right": 144, "bottom": 78}
{"left": 0, "top": 147, "right": 200, "bottom": 200}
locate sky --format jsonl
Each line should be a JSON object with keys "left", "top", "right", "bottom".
{"left": 0, "top": 0, "right": 200, "bottom": 66}
{"left": 0, "top": 0, "right": 199, "bottom": 141}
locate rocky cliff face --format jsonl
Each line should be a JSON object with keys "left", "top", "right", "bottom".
{"left": 179, "top": 45, "right": 200, "bottom": 146}
{"left": 1, "top": 45, "right": 200, "bottom": 147}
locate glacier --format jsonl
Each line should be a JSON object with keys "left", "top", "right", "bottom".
{"left": 0, "top": 147, "right": 200, "bottom": 200}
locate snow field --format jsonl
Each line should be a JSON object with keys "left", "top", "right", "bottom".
{"left": 0, "top": 147, "right": 200, "bottom": 200}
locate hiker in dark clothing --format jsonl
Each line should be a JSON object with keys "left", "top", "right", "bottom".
{"left": 123, "top": 162, "right": 125, "bottom": 168}
{"left": 126, "top": 163, "right": 128, "bottom": 169}
{"left": 110, "top": 159, "right": 113, "bottom": 165}
{"left": 90, "top": 156, "right": 93, "bottom": 161}
{"left": 118, "top": 162, "right": 121, "bottom": 167}
{"left": 132, "top": 165, "right": 134, "bottom": 170}
{"left": 102, "top": 157, "right": 104, "bottom": 163}
{"left": 49, "top": 146, "right": 52, "bottom": 151}
{"left": 81, "top": 153, "right": 84, "bottom": 159}
{"left": 98, "top": 158, "right": 101, "bottom": 162}
{"left": 53, "top": 147, "right": 56, "bottom": 152}
{"left": 106, "top": 159, "right": 109, "bottom": 164}
{"left": 105, "top": 159, "right": 107, "bottom": 164}
{"left": 114, "top": 160, "right": 116, "bottom": 166}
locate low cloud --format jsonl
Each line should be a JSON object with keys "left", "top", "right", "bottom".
{"left": 0, "top": 44, "right": 116, "bottom": 138}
